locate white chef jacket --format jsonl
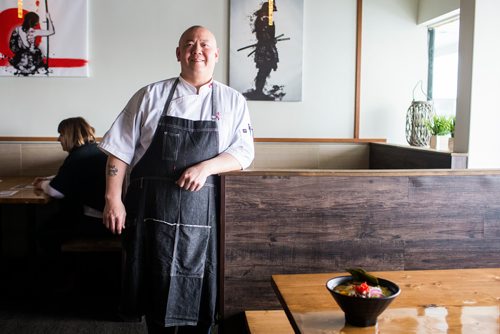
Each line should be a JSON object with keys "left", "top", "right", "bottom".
{"left": 99, "top": 76, "right": 255, "bottom": 169}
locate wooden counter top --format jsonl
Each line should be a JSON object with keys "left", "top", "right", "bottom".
{"left": 0, "top": 176, "right": 50, "bottom": 204}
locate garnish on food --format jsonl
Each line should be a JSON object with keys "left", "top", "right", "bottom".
{"left": 346, "top": 268, "right": 379, "bottom": 286}
{"left": 333, "top": 268, "right": 392, "bottom": 298}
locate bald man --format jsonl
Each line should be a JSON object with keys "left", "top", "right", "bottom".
{"left": 99, "top": 26, "right": 254, "bottom": 333}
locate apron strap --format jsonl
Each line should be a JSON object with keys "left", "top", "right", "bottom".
{"left": 211, "top": 82, "right": 217, "bottom": 120}
{"left": 161, "top": 78, "right": 180, "bottom": 117}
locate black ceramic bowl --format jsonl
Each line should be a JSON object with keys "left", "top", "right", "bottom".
{"left": 326, "top": 276, "right": 401, "bottom": 327}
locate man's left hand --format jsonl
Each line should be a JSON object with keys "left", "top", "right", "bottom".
{"left": 176, "top": 153, "right": 242, "bottom": 192}
{"left": 176, "top": 163, "right": 209, "bottom": 192}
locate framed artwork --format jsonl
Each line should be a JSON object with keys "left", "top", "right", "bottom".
{"left": 0, "top": 0, "right": 88, "bottom": 77}
{"left": 230, "top": 0, "right": 304, "bottom": 101}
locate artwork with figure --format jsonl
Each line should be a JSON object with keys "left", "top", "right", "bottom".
{"left": 8, "top": 11, "right": 54, "bottom": 76}
{"left": 230, "top": 0, "right": 304, "bottom": 101}
{"left": 0, "top": 0, "right": 88, "bottom": 77}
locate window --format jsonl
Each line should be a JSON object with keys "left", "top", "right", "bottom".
{"left": 427, "top": 18, "right": 460, "bottom": 118}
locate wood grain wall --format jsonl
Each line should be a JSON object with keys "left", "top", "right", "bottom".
{"left": 369, "top": 143, "right": 468, "bottom": 169}
{"left": 220, "top": 170, "right": 500, "bottom": 330}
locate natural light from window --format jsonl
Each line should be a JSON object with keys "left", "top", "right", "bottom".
{"left": 429, "top": 18, "right": 460, "bottom": 118}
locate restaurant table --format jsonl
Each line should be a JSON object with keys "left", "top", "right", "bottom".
{"left": 0, "top": 176, "right": 50, "bottom": 256}
{"left": 272, "top": 268, "right": 500, "bottom": 333}
{"left": 0, "top": 176, "right": 50, "bottom": 205}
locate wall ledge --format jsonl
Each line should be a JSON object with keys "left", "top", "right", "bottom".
{"left": 0, "top": 137, "right": 387, "bottom": 144}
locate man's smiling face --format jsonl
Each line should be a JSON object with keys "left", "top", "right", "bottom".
{"left": 176, "top": 27, "right": 219, "bottom": 79}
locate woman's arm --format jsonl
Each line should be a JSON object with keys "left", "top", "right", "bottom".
{"left": 41, "top": 181, "right": 64, "bottom": 198}
{"left": 33, "top": 175, "right": 64, "bottom": 198}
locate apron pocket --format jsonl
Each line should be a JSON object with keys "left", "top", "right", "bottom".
{"left": 173, "top": 224, "right": 211, "bottom": 276}
{"left": 143, "top": 220, "right": 211, "bottom": 285}
{"left": 162, "top": 131, "right": 180, "bottom": 161}
{"left": 179, "top": 186, "right": 213, "bottom": 226}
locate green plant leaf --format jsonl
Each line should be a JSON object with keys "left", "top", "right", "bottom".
{"left": 346, "top": 268, "right": 379, "bottom": 286}
{"left": 425, "top": 115, "right": 453, "bottom": 136}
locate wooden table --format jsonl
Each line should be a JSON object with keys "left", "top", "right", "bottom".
{"left": 0, "top": 176, "right": 49, "bottom": 204}
{"left": 272, "top": 268, "right": 500, "bottom": 333}
{"left": 0, "top": 176, "right": 51, "bottom": 256}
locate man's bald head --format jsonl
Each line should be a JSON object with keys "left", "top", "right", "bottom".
{"left": 178, "top": 26, "right": 218, "bottom": 48}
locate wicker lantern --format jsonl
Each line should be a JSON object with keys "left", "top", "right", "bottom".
{"left": 406, "top": 101, "right": 434, "bottom": 146}
{"left": 405, "top": 82, "right": 434, "bottom": 147}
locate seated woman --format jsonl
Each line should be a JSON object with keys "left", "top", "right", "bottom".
{"left": 34, "top": 117, "right": 110, "bottom": 254}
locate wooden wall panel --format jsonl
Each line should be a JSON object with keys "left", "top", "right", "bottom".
{"left": 369, "top": 143, "right": 468, "bottom": 169}
{"left": 485, "top": 207, "right": 500, "bottom": 238}
{"left": 404, "top": 239, "right": 500, "bottom": 269}
{"left": 221, "top": 171, "right": 500, "bottom": 329}
{"left": 224, "top": 239, "right": 405, "bottom": 315}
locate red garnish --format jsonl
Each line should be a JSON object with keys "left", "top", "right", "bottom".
{"left": 354, "top": 282, "right": 370, "bottom": 295}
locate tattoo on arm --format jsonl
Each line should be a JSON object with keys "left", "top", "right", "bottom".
{"left": 108, "top": 164, "right": 118, "bottom": 176}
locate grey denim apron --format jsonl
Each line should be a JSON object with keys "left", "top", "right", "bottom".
{"left": 120, "top": 78, "right": 219, "bottom": 328}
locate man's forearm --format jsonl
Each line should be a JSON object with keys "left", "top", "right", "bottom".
{"left": 105, "top": 155, "right": 128, "bottom": 202}
{"left": 103, "top": 155, "right": 128, "bottom": 234}
{"left": 201, "top": 152, "right": 242, "bottom": 175}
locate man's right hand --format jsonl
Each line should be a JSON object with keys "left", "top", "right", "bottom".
{"left": 103, "top": 198, "right": 126, "bottom": 235}
{"left": 103, "top": 155, "right": 128, "bottom": 235}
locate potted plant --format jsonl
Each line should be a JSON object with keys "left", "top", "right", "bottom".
{"left": 448, "top": 116, "right": 456, "bottom": 151}
{"left": 425, "top": 115, "right": 453, "bottom": 150}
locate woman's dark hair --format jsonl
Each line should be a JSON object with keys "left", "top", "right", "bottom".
{"left": 22, "top": 12, "right": 40, "bottom": 31}
{"left": 57, "top": 117, "right": 96, "bottom": 152}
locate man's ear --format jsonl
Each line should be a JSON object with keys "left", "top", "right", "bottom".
{"left": 215, "top": 48, "right": 220, "bottom": 63}
{"left": 176, "top": 47, "right": 180, "bottom": 61}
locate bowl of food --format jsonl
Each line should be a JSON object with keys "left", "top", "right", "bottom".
{"left": 326, "top": 268, "right": 400, "bottom": 327}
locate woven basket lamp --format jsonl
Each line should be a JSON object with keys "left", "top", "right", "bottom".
{"left": 405, "top": 82, "right": 434, "bottom": 147}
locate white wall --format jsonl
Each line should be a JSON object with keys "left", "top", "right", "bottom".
{"left": 456, "top": 0, "right": 500, "bottom": 168}
{"left": 360, "top": 0, "right": 428, "bottom": 144}
{"left": 0, "top": 0, "right": 427, "bottom": 143}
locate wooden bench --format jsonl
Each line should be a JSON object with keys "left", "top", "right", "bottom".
{"left": 245, "top": 310, "right": 294, "bottom": 334}
{"left": 61, "top": 236, "right": 121, "bottom": 252}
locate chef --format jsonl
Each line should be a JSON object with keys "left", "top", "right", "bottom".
{"left": 99, "top": 25, "right": 254, "bottom": 334}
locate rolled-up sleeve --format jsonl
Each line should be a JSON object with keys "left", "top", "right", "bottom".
{"left": 223, "top": 94, "right": 255, "bottom": 169}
